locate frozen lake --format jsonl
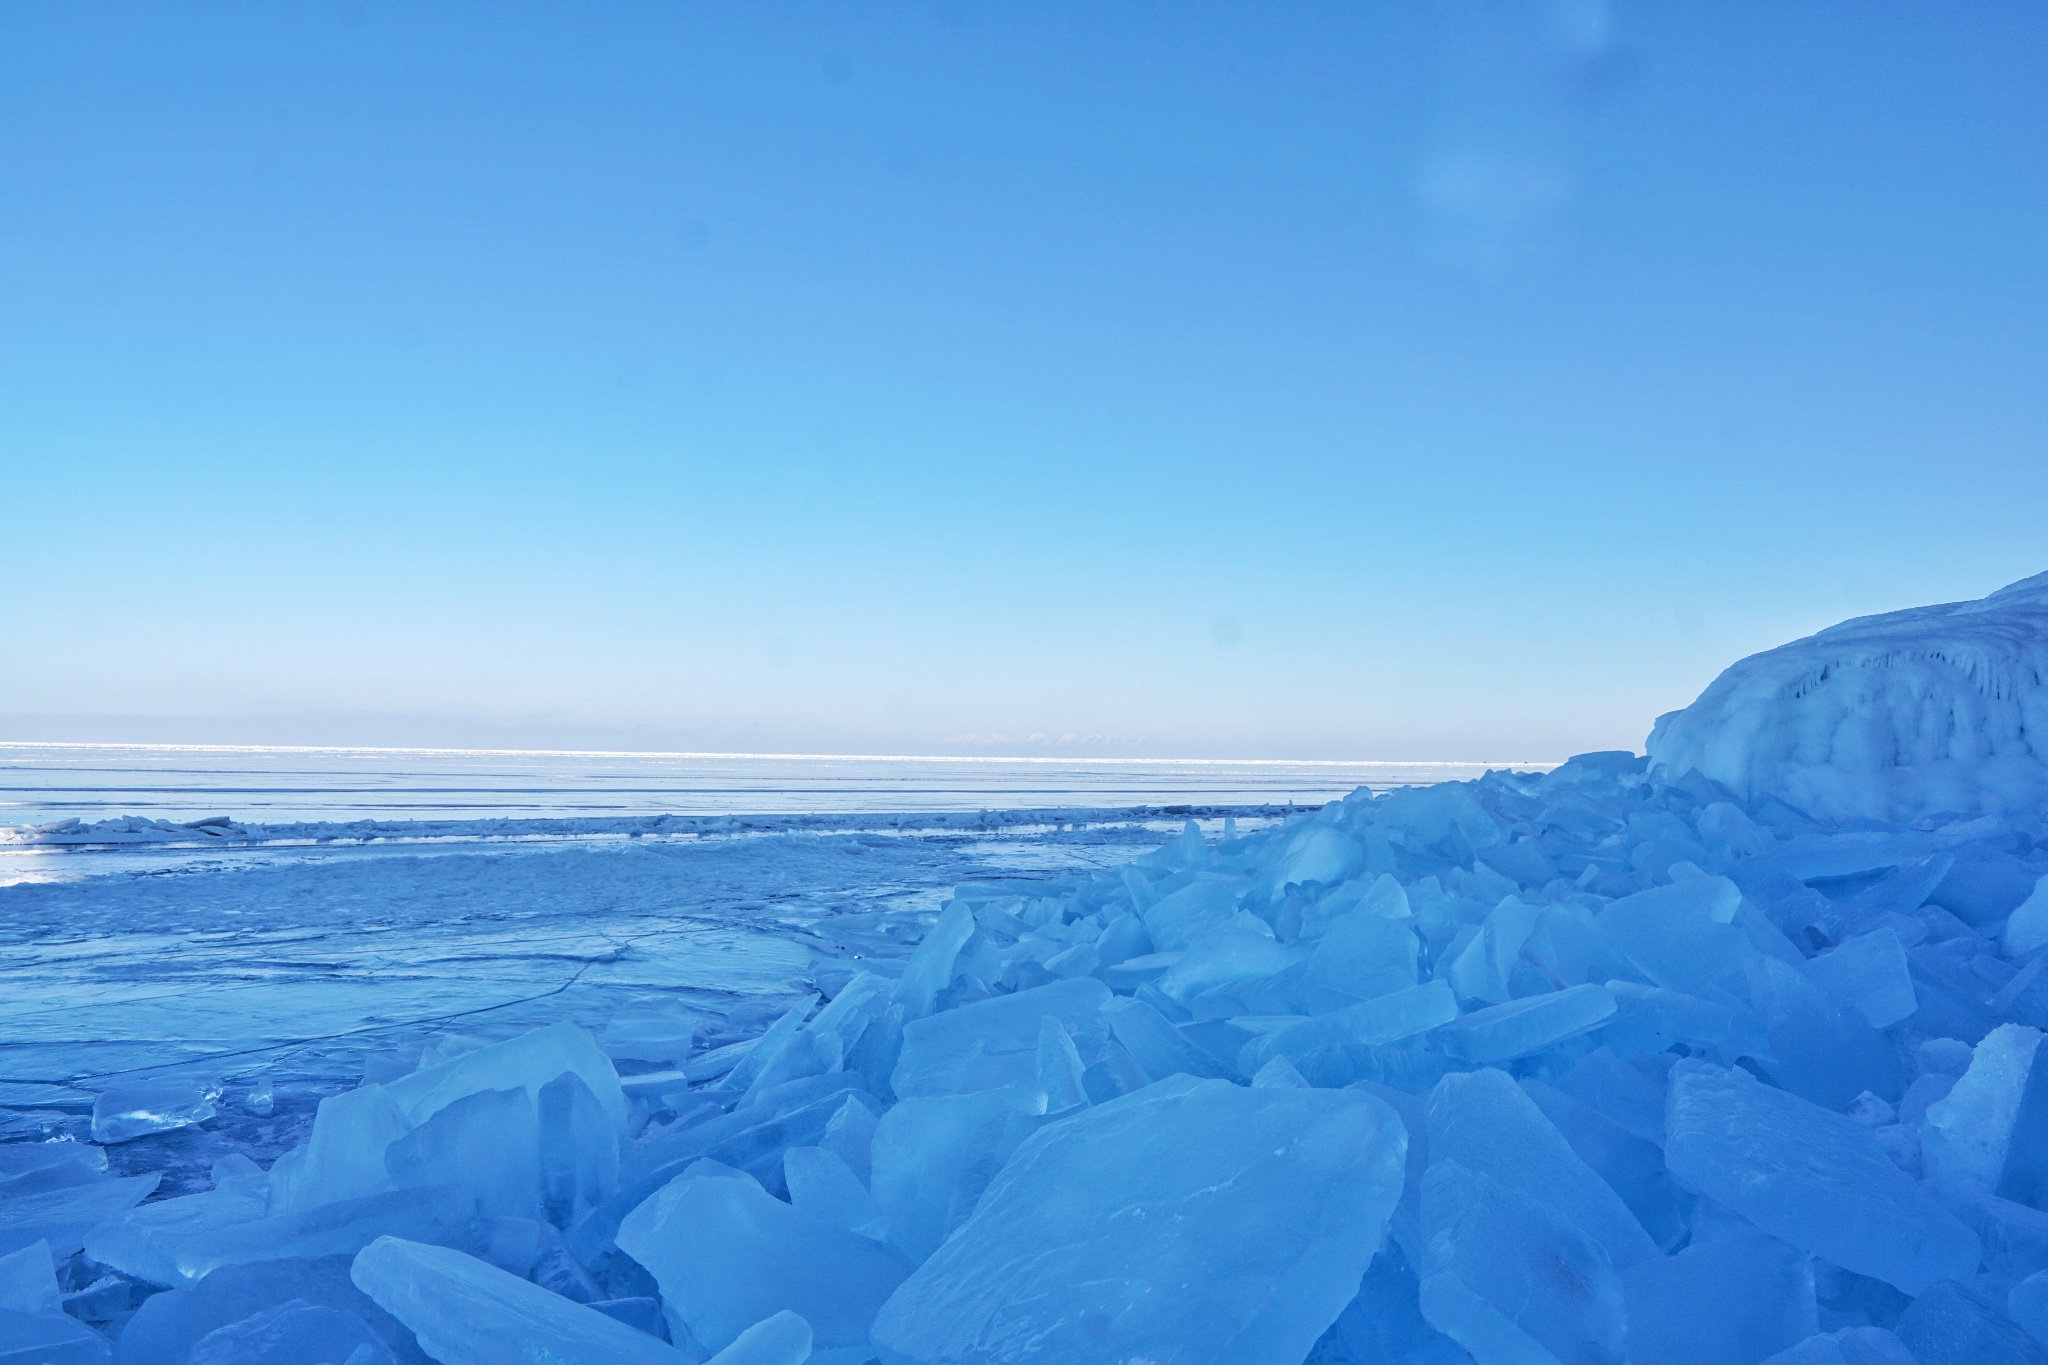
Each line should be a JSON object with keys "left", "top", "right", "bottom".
{"left": 0, "top": 742, "right": 1513, "bottom": 826}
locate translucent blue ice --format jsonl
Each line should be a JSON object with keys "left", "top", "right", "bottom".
{"left": 870, "top": 1077, "right": 1405, "bottom": 1365}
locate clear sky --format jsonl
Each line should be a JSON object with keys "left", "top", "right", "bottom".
{"left": 3, "top": 2, "right": 2043, "bottom": 761}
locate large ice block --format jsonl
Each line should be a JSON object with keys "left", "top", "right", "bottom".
{"left": 0, "top": 1307, "right": 110, "bottom": 1365}
{"left": 539, "top": 1070, "right": 620, "bottom": 1229}
{"left": 870, "top": 1076, "right": 1406, "bottom": 1365}
{"left": 1746, "top": 956, "right": 1903, "bottom": 1108}
{"left": 185, "top": 1300, "right": 392, "bottom": 1365}
{"left": 1303, "top": 910, "right": 1419, "bottom": 1000}
{"left": 84, "top": 1156, "right": 268, "bottom": 1286}
{"left": 0, "top": 1242, "right": 59, "bottom": 1316}
{"left": 1664, "top": 1060, "right": 1980, "bottom": 1293}
{"left": 114, "top": 1254, "right": 428, "bottom": 1365}
{"left": 1237, "top": 980, "right": 1458, "bottom": 1074}
{"left": 385, "top": 1022, "right": 627, "bottom": 1133}
{"left": 1806, "top": 928, "right": 1918, "bottom": 1029}
{"left": 175, "top": 1184, "right": 480, "bottom": 1282}
{"left": 615, "top": 1163, "right": 910, "bottom": 1364}
{"left": 868, "top": 1083, "right": 1047, "bottom": 1262}
{"left": 1428, "top": 1068, "right": 1657, "bottom": 1272}
{"left": 703, "top": 1311, "right": 813, "bottom": 1365}
{"left": 894, "top": 900, "right": 975, "bottom": 1020}
{"left": 1442, "top": 898, "right": 1542, "bottom": 1006}
{"left": 385, "top": 1087, "right": 541, "bottom": 1221}
{"left": 890, "top": 977, "right": 1110, "bottom": 1098}
{"left": 2008, "top": 875, "right": 2048, "bottom": 960}
{"left": 783, "top": 1146, "right": 887, "bottom": 1242}
{"left": 351, "top": 1236, "right": 686, "bottom": 1364}
{"left": 0, "top": 1173, "right": 157, "bottom": 1259}
{"left": 1417, "top": 1158, "right": 1626, "bottom": 1365}
{"left": 1437, "top": 984, "right": 1616, "bottom": 1065}
{"left": 1759, "top": 1327, "right": 1919, "bottom": 1365}
{"left": 90, "top": 1078, "right": 219, "bottom": 1144}
{"left": 1893, "top": 1277, "right": 2048, "bottom": 1365}
{"left": 269, "top": 1085, "right": 412, "bottom": 1214}
{"left": 1620, "top": 1232, "right": 1816, "bottom": 1365}
{"left": 1154, "top": 925, "right": 1302, "bottom": 1003}
{"left": 1101, "top": 996, "right": 1230, "bottom": 1082}
{"left": 1594, "top": 877, "right": 1749, "bottom": 995}
{"left": 1924, "top": 1024, "right": 2043, "bottom": 1201}
{"left": 1142, "top": 876, "right": 1248, "bottom": 953}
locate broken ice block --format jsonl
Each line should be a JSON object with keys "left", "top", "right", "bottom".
{"left": 1521, "top": 1079, "right": 1691, "bottom": 1251}
{"left": 1255, "top": 823, "right": 1365, "bottom": 900}
{"left": 1142, "top": 876, "right": 1247, "bottom": 953}
{"left": 818, "top": 1096, "right": 879, "bottom": 1186}
{"left": 1595, "top": 876, "right": 1748, "bottom": 994}
{"left": 540, "top": 1071, "right": 619, "bottom": 1229}
{"left": 269, "top": 1084, "right": 413, "bottom": 1214}
{"left": 84, "top": 1156, "right": 268, "bottom": 1285}
{"left": 2008, "top": 875, "right": 2048, "bottom": 960}
{"left": 783, "top": 1147, "right": 887, "bottom": 1242}
{"left": 894, "top": 901, "right": 975, "bottom": 1020}
{"left": 1759, "top": 1327, "right": 1918, "bottom": 1365}
{"left": 704, "top": 1311, "right": 813, "bottom": 1365}
{"left": 175, "top": 1184, "right": 480, "bottom": 1282}
{"left": 1437, "top": 984, "right": 1616, "bottom": 1064}
{"left": 0, "top": 1242, "right": 58, "bottom": 1318}
{"left": 385, "top": 1088, "right": 540, "bottom": 1222}
{"left": 1417, "top": 1158, "right": 1625, "bottom": 1365}
{"left": 891, "top": 977, "right": 1110, "bottom": 1098}
{"left": 616, "top": 1163, "right": 910, "bottom": 1365}
{"left": 870, "top": 1077, "right": 1406, "bottom": 1365}
{"left": 0, "top": 1307, "right": 109, "bottom": 1364}
{"left": 1237, "top": 980, "right": 1458, "bottom": 1075}
{"left": 186, "top": 1300, "right": 393, "bottom": 1365}
{"left": 384, "top": 1022, "right": 627, "bottom": 1133}
{"left": 2012, "top": 1270, "right": 2048, "bottom": 1346}
{"left": 2002, "top": 1040, "right": 2048, "bottom": 1214}
{"left": 1620, "top": 1232, "right": 1817, "bottom": 1365}
{"left": 1102, "top": 996, "right": 1230, "bottom": 1082}
{"left": 1427, "top": 1068, "right": 1657, "bottom": 1272}
{"left": 1747, "top": 956, "right": 1903, "bottom": 1108}
{"left": 0, "top": 1173, "right": 157, "bottom": 1259}
{"left": 351, "top": 1236, "right": 686, "bottom": 1364}
{"left": 1893, "top": 1277, "right": 2047, "bottom": 1365}
{"left": 1664, "top": 1060, "right": 1979, "bottom": 1293}
{"left": 1806, "top": 928, "right": 1917, "bottom": 1029}
{"left": 870, "top": 1084, "right": 1046, "bottom": 1262}
{"left": 1305, "top": 908, "right": 1420, "bottom": 1000}
{"left": 719, "top": 996, "right": 819, "bottom": 1097}
{"left": 1154, "top": 925, "right": 1301, "bottom": 1002}
{"left": 114, "top": 1253, "right": 426, "bottom": 1365}
{"left": 90, "top": 1078, "right": 218, "bottom": 1144}
{"left": 1442, "top": 898, "right": 1542, "bottom": 1006}
{"left": 1924, "top": 1023, "right": 2043, "bottom": 1201}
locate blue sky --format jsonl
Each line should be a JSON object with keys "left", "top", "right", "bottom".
{"left": 3, "top": 1, "right": 2043, "bottom": 760}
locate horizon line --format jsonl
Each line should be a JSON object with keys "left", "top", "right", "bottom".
{"left": 0, "top": 740, "right": 1570, "bottom": 769}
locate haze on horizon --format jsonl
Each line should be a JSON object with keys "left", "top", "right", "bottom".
{"left": 3, "top": 2, "right": 2043, "bottom": 762}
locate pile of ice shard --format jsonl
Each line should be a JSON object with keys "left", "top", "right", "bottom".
{"left": 7, "top": 576, "right": 2048, "bottom": 1364}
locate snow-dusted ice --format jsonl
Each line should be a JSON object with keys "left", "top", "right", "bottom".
{"left": 1649, "top": 570, "right": 2048, "bottom": 823}
{"left": 4, "top": 572, "right": 2048, "bottom": 1363}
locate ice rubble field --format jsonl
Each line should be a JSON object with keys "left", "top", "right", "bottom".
{"left": 5, "top": 574, "right": 2048, "bottom": 1365}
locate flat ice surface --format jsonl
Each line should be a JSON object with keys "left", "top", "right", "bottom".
{"left": 0, "top": 743, "right": 1510, "bottom": 828}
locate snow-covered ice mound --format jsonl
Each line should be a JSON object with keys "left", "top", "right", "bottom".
{"left": 1649, "top": 571, "right": 2048, "bottom": 824}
